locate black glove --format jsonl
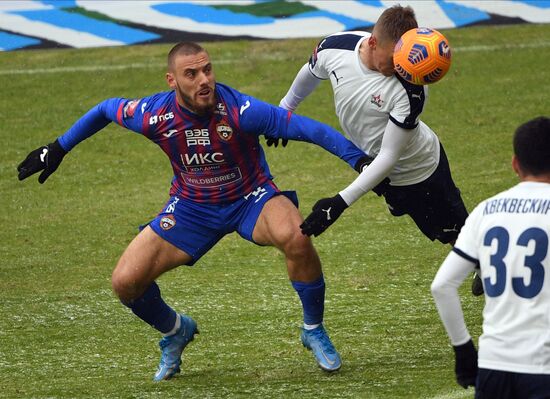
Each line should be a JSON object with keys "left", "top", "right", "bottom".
{"left": 17, "top": 139, "right": 67, "bottom": 184}
{"left": 300, "top": 194, "right": 348, "bottom": 237}
{"left": 266, "top": 137, "right": 288, "bottom": 147}
{"left": 354, "top": 155, "right": 375, "bottom": 173}
{"left": 353, "top": 154, "right": 390, "bottom": 197}
{"left": 453, "top": 339, "right": 478, "bottom": 389}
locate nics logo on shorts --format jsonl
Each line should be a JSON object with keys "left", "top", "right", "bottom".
{"left": 149, "top": 112, "right": 174, "bottom": 125}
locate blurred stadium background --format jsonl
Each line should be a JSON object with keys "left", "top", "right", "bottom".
{"left": 1, "top": 0, "right": 550, "bottom": 51}
{"left": 2, "top": 1, "right": 550, "bottom": 398}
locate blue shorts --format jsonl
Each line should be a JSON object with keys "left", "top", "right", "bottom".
{"left": 475, "top": 368, "right": 550, "bottom": 399}
{"left": 148, "top": 181, "right": 298, "bottom": 265}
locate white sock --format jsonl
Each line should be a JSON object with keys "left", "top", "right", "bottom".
{"left": 303, "top": 323, "right": 320, "bottom": 330}
{"left": 163, "top": 314, "right": 181, "bottom": 337}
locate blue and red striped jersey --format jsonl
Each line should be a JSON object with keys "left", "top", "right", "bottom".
{"left": 58, "top": 83, "right": 366, "bottom": 204}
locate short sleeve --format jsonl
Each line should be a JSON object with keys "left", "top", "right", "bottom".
{"left": 452, "top": 203, "right": 484, "bottom": 264}
{"left": 389, "top": 76, "right": 427, "bottom": 130}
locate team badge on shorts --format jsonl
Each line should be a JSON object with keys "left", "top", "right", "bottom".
{"left": 160, "top": 215, "right": 176, "bottom": 230}
{"left": 216, "top": 122, "right": 233, "bottom": 141}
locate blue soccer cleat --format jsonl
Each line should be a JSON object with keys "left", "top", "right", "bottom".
{"left": 301, "top": 324, "right": 342, "bottom": 372}
{"left": 153, "top": 314, "right": 198, "bottom": 381}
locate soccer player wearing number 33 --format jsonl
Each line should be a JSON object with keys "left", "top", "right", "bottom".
{"left": 432, "top": 117, "right": 550, "bottom": 398}
{"left": 17, "top": 42, "right": 373, "bottom": 379}
{"left": 279, "top": 6, "right": 475, "bottom": 288}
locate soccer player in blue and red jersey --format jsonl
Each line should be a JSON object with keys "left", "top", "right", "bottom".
{"left": 17, "top": 42, "right": 371, "bottom": 380}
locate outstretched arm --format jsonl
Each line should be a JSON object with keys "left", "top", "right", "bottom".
{"left": 300, "top": 122, "right": 410, "bottom": 236}
{"left": 338, "top": 122, "right": 410, "bottom": 205}
{"left": 267, "top": 63, "right": 322, "bottom": 148}
{"left": 17, "top": 98, "right": 124, "bottom": 183}
{"left": 240, "top": 96, "right": 367, "bottom": 169}
{"left": 279, "top": 63, "right": 321, "bottom": 112}
{"left": 57, "top": 98, "right": 123, "bottom": 151}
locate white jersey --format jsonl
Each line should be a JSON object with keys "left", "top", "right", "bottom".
{"left": 452, "top": 181, "right": 550, "bottom": 374}
{"left": 307, "top": 31, "right": 439, "bottom": 186}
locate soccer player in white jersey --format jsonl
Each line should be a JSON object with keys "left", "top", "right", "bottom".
{"left": 278, "top": 5, "right": 474, "bottom": 288}
{"left": 431, "top": 117, "right": 550, "bottom": 398}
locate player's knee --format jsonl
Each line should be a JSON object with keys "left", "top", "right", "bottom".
{"left": 111, "top": 266, "right": 140, "bottom": 302}
{"left": 111, "top": 272, "right": 128, "bottom": 300}
{"left": 281, "top": 229, "right": 315, "bottom": 259}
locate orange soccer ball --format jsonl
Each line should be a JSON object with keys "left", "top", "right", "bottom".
{"left": 393, "top": 27, "right": 452, "bottom": 85}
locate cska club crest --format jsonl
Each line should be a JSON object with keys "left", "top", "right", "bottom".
{"left": 216, "top": 122, "right": 233, "bottom": 141}
{"left": 160, "top": 215, "right": 176, "bottom": 230}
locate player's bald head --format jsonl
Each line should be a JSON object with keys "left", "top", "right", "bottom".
{"left": 373, "top": 5, "right": 418, "bottom": 46}
{"left": 514, "top": 116, "right": 550, "bottom": 176}
{"left": 168, "top": 42, "right": 208, "bottom": 71}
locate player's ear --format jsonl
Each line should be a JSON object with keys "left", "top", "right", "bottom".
{"left": 367, "top": 35, "right": 377, "bottom": 49}
{"left": 166, "top": 72, "right": 176, "bottom": 89}
{"left": 512, "top": 155, "right": 522, "bottom": 178}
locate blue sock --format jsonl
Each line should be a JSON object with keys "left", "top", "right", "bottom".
{"left": 291, "top": 275, "right": 325, "bottom": 325}
{"left": 122, "top": 282, "right": 177, "bottom": 334}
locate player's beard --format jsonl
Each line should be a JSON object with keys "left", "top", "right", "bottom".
{"left": 178, "top": 85, "right": 216, "bottom": 116}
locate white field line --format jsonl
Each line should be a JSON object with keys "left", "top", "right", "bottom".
{"left": 452, "top": 40, "right": 550, "bottom": 52}
{"left": 0, "top": 56, "right": 255, "bottom": 75}
{"left": 1, "top": 40, "right": 550, "bottom": 76}
{"left": 0, "top": 62, "right": 166, "bottom": 75}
